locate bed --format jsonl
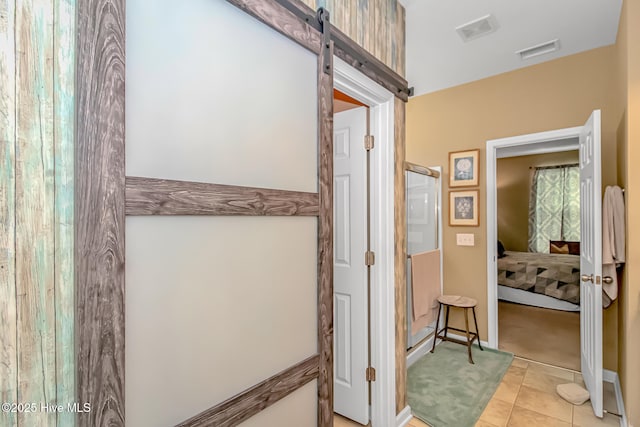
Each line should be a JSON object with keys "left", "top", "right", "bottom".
{"left": 497, "top": 251, "right": 581, "bottom": 311}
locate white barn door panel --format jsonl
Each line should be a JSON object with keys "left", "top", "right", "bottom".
{"left": 125, "top": 0, "right": 320, "bottom": 425}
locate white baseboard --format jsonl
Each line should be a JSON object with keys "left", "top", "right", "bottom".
{"left": 406, "top": 332, "right": 492, "bottom": 368}
{"left": 396, "top": 405, "right": 412, "bottom": 427}
{"left": 407, "top": 334, "right": 435, "bottom": 367}
{"left": 444, "top": 332, "right": 491, "bottom": 349}
{"left": 603, "top": 370, "right": 628, "bottom": 427}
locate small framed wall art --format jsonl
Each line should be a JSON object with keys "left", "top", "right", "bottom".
{"left": 449, "top": 149, "right": 479, "bottom": 187}
{"left": 449, "top": 190, "right": 479, "bottom": 226}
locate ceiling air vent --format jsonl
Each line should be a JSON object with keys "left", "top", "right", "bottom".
{"left": 455, "top": 14, "right": 498, "bottom": 42}
{"left": 516, "top": 39, "right": 560, "bottom": 60}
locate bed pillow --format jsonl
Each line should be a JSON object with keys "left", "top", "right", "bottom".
{"left": 550, "top": 240, "right": 580, "bottom": 255}
{"left": 497, "top": 240, "right": 506, "bottom": 258}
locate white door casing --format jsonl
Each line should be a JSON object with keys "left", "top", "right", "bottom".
{"left": 334, "top": 55, "right": 396, "bottom": 427}
{"left": 333, "top": 106, "right": 369, "bottom": 425}
{"left": 579, "top": 109, "right": 603, "bottom": 417}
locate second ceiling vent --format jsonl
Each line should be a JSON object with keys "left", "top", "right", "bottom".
{"left": 456, "top": 14, "right": 498, "bottom": 42}
{"left": 516, "top": 39, "right": 561, "bottom": 60}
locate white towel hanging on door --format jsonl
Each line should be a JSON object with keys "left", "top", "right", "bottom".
{"left": 602, "top": 185, "right": 625, "bottom": 304}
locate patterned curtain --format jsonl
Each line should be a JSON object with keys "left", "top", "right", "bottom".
{"left": 528, "top": 165, "right": 580, "bottom": 253}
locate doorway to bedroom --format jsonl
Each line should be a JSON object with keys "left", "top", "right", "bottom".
{"left": 495, "top": 149, "right": 581, "bottom": 370}
{"left": 487, "top": 111, "right": 608, "bottom": 417}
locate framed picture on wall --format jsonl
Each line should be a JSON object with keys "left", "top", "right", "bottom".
{"left": 449, "top": 149, "right": 479, "bottom": 187}
{"left": 449, "top": 190, "right": 479, "bottom": 226}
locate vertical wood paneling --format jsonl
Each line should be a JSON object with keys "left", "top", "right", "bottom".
{"left": 348, "top": 0, "right": 356, "bottom": 48}
{"left": 0, "top": 0, "right": 18, "bottom": 425}
{"left": 394, "top": 97, "right": 407, "bottom": 413}
{"left": 380, "top": 1, "right": 387, "bottom": 63}
{"left": 15, "top": 1, "right": 57, "bottom": 425}
{"left": 376, "top": 1, "right": 383, "bottom": 62}
{"left": 309, "top": 0, "right": 405, "bottom": 76}
{"left": 53, "top": 0, "right": 75, "bottom": 424}
{"left": 356, "top": 0, "right": 369, "bottom": 55}
{"left": 396, "top": 3, "right": 405, "bottom": 77}
{"left": 76, "top": 0, "right": 126, "bottom": 425}
{"left": 317, "top": 40, "right": 334, "bottom": 427}
{"left": 2, "top": 0, "right": 75, "bottom": 424}
{"left": 386, "top": 0, "right": 396, "bottom": 68}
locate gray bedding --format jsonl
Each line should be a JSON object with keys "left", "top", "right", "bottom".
{"left": 497, "top": 251, "right": 580, "bottom": 304}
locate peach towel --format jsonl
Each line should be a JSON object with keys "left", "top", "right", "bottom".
{"left": 410, "top": 249, "right": 441, "bottom": 335}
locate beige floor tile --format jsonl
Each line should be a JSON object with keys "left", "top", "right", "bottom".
{"left": 522, "top": 368, "right": 573, "bottom": 395}
{"left": 525, "top": 361, "right": 575, "bottom": 381}
{"left": 507, "top": 406, "right": 571, "bottom": 427}
{"left": 333, "top": 414, "right": 365, "bottom": 427}
{"left": 514, "top": 385, "right": 573, "bottom": 423}
{"left": 510, "top": 358, "right": 529, "bottom": 369}
{"left": 409, "top": 417, "right": 431, "bottom": 427}
{"left": 573, "top": 402, "right": 620, "bottom": 426}
{"left": 493, "top": 380, "right": 521, "bottom": 404}
{"left": 502, "top": 365, "right": 527, "bottom": 386}
{"left": 475, "top": 420, "right": 500, "bottom": 427}
{"left": 479, "top": 398, "right": 514, "bottom": 427}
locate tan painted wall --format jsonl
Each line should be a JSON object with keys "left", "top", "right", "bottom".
{"left": 616, "top": 0, "right": 640, "bottom": 422}
{"left": 497, "top": 151, "right": 579, "bottom": 252}
{"left": 407, "top": 45, "right": 621, "bottom": 371}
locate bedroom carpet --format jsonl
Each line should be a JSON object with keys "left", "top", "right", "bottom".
{"left": 498, "top": 301, "right": 580, "bottom": 371}
{"left": 407, "top": 341, "right": 513, "bottom": 427}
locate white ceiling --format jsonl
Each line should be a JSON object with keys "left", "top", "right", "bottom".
{"left": 402, "top": 0, "right": 623, "bottom": 96}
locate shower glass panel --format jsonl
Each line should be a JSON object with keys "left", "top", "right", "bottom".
{"left": 406, "top": 165, "right": 441, "bottom": 349}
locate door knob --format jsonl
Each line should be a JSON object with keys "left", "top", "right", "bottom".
{"left": 581, "top": 274, "right": 594, "bottom": 283}
{"left": 603, "top": 276, "right": 614, "bottom": 284}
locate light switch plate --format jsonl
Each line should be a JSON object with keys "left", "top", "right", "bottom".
{"left": 456, "top": 233, "right": 475, "bottom": 246}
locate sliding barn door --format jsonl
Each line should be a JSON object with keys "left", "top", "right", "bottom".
{"left": 76, "top": 0, "right": 332, "bottom": 425}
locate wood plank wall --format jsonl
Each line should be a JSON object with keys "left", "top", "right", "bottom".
{"left": 0, "top": 1, "right": 75, "bottom": 426}
{"left": 302, "top": 0, "right": 409, "bottom": 414}
{"left": 301, "top": 0, "right": 405, "bottom": 77}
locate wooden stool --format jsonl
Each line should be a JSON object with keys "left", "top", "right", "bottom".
{"left": 430, "top": 295, "right": 483, "bottom": 364}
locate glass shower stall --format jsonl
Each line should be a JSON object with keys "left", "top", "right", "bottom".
{"left": 405, "top": 162, "right": 442, "bottom": 349}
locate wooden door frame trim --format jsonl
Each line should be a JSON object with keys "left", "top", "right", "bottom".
{"left": 75, "top": 0, "right": 332, "bottom": 425}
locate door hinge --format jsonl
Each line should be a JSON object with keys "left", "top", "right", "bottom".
{"left": 366, "top": 366, "right": 376, "bottom": 382}
{"left": 364, "top": 135, "right": 374, "bottom": 151}
{"left": 365, "top": 250, "right": 375, "bottom": 266}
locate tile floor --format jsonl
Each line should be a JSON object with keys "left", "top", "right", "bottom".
{"left": 334, "top": 357, "right": 621, "bottom": 427}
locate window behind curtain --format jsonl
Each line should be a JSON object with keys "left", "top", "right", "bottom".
{"left": 528, "top": 165, "right": 580, "bottom": 253}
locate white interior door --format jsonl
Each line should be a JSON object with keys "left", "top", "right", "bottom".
{"left": 579, "top": 109, "right": 603, "bottom": 417}
{"left": 333, "top": 107, "right": 369, "bottom": 425}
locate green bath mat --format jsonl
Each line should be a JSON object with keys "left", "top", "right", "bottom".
{"left": 407, "top": 342, "right": 513, "bottom": 427}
